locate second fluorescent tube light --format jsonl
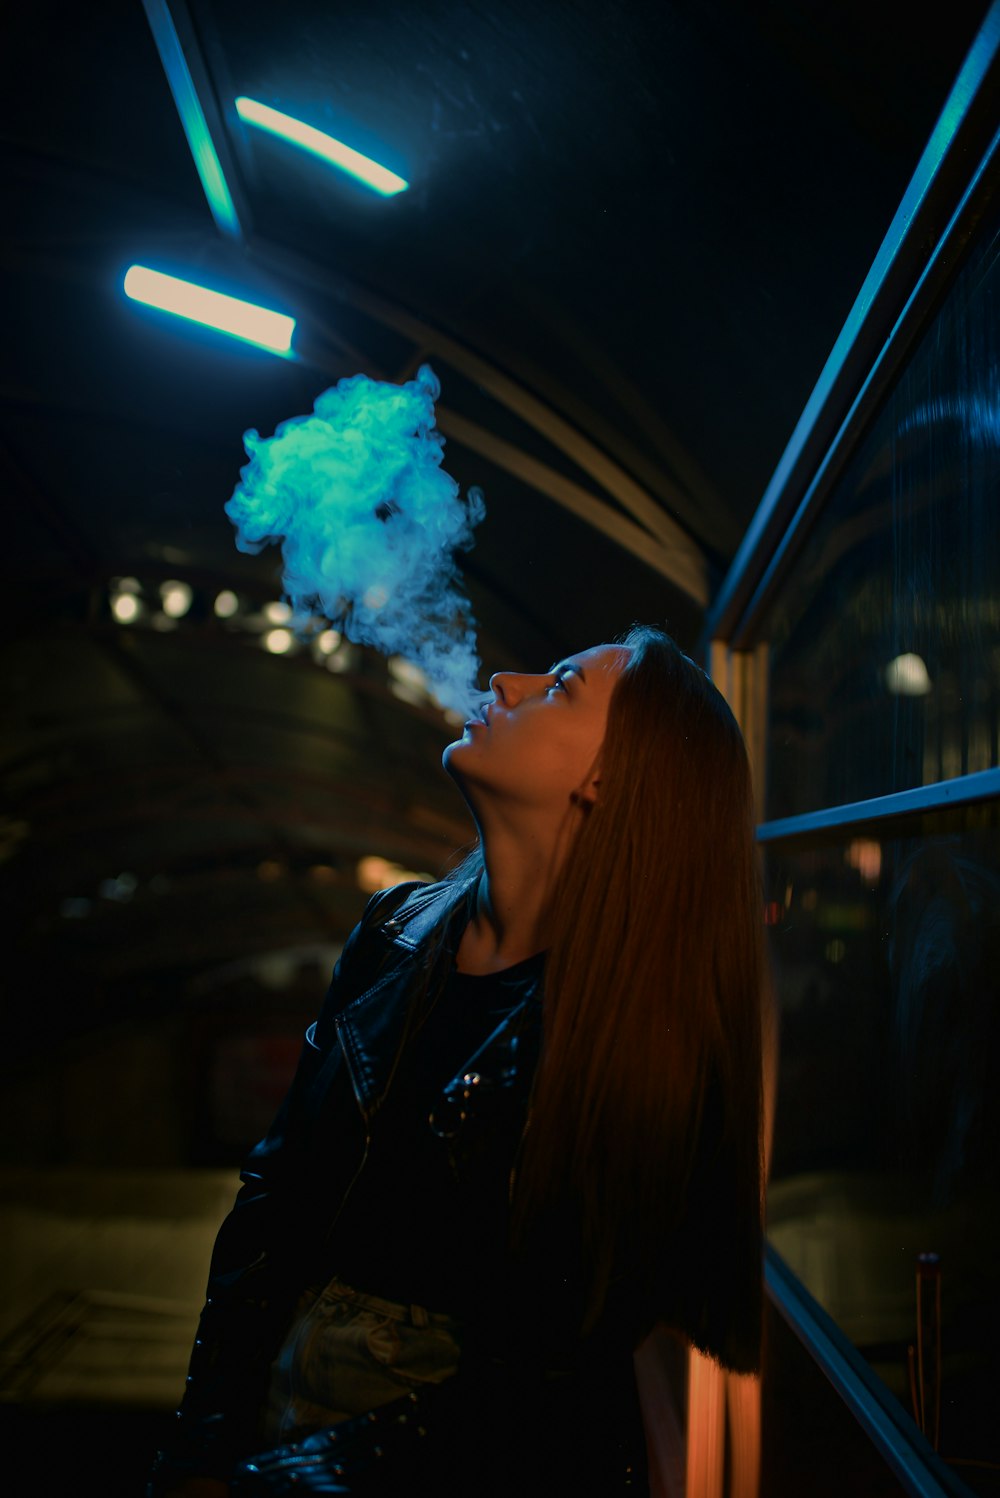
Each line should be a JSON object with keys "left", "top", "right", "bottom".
{"left": 123, "top": 266, "right": 295, "bottom": 356}
{"left": 236, "top": 97, "right": 409, "bottom": 196}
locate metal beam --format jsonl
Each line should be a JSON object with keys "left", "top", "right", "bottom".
{"left": 756, "top": 768, "right": 1000, "bottom": 846}
{"left": 436, "top": 407, "right": 708, "bottom": 603}
{"left": 141, "top": 0, "right": 248, "bottom": 240}
{"left": 765, "top": 1246, "right": 960, "bottom": 1496}
{"left": 248, "top": 240, "right": 710, "bottom": 601}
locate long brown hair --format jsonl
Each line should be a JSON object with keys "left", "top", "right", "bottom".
{"left": 508, "top": 625, "right": 766, "bottom": 1371}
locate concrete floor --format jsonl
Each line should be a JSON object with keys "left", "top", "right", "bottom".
{"left": 0, "top": 1167, "right": 238, "bottom": 1411}
{"left": 0, "top": 1166, "right": 973, "bottom": 1497}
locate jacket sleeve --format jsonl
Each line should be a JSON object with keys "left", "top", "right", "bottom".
{"left": 147, "top": 884, "right": 418, "bottom": 1494}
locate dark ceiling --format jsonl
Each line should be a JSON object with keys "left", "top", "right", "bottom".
{"left": 3, "top": 0, "right": 993, "bottom": 1055}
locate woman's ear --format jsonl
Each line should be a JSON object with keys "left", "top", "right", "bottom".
{"left": 573, "top": 759, "right": 602, "bottom": 808}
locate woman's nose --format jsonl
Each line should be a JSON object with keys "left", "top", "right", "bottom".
{"left": 489, "top": 671, "right": 543, "bottom": 708}
{"left": 489, "top": 671, "right": 514, "bottom": 705}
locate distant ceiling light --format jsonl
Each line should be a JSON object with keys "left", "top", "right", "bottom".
{"left": 160, "top": 579, "right": 193, "bottom": 617}
{"left": 264, "top": 627, "right": 294, "bottom": 654}
{"left": 257, "top": 859, "right": 285, "bottom": 882}
{"left": 111, "top": 593, "right": 141, "bottom": 624}
{"left": 123, "top": 265, "right": 295, "bottom": 357}
{"left": 264, "top": 600, "right": 292, "bottom": 624}
{"left": 308, "top": 864, "right": 338, "bottom": 885}
{"left": 214, "top": 589, "right": 239, "bottom": 618}
{"left": 316, "top": 628, "right": 341, "bottom": 655}
{"left": 235, "top": 97, "right": 409, "bottom": 196}
{"left": 112, "top": 576, "right": 142, "bottom": 594}
{"left": 885, "top": 652, "right": 932, "bottom": 696}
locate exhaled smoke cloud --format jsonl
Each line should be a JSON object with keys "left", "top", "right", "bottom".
{"left": 225, "top": 364, "right": 485, "bottom": 715}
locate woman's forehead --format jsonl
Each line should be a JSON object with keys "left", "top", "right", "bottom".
{"left": 557, "top": 644, "right": 631, "bottom": 677}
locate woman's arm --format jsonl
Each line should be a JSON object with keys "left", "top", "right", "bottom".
{"left": 148, "top": 885, "right": 416, "bottom": 1496}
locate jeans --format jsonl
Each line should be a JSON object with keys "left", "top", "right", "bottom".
{"left": 262, "top": 1278, "right": 464, "bottom": 1446}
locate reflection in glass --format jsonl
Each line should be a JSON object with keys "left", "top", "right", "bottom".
{"left": 758, "top": 214, "right": 999, "bottom": 821}
{"left": 764, "top": 805, "right": 1000, "bottom": 1492}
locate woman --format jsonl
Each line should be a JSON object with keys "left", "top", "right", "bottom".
{"left": 149, "top": 625, "right": 765, "bottom": 1497}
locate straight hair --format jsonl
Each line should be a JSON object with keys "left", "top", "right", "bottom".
{"left": 503, "top": 626, "right": 766, "bottom": 1370}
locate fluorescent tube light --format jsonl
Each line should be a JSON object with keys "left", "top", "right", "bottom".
{"left": 123, "top": 266, "right": 295, "bottom": 356}
{"left": 235, "top": 97, "right": 408, "bottom": 196}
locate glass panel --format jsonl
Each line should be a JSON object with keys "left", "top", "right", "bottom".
{"left": 760, "top": 1297, "right": 912, "bottom": 1498}
{"left": 758, "top": 210, "right": 1000, "bottom": 822}
{"left": 764, "top": 803, "right": 1000, "bottom": 1494}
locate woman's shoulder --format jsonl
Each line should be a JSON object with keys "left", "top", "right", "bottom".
{"left": 340, "top": 877, "right": 470, "bottom": 968}
{"left": 313, "top": 879, "right": 470, "bottom": 1039}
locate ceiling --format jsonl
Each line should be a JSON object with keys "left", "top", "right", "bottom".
{"left": 2, "top": 0, "right": 992, "bottom": 1055}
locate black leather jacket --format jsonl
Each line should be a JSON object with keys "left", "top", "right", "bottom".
{"left": 151, "top": 877, "right": 641, "bottom": 1493}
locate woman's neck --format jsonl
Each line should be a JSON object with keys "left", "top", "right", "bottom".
{"left": 455, "top": 808, "right": 581, "bottom": 974}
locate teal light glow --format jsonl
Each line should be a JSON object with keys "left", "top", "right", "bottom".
{"left": 235, "top": 97, "right": 409, "bottom": 197}
{"left": 141, "top": 0, "right": 242, "bottom": 238}
{"left": 123, "top": 266, "right": 295, "bottom": 356}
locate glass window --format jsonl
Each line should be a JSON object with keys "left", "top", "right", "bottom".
{"left": 764, "top": 804, "right": 1000, "bottom": 1491}
{"left": 757, "top": 213, "right": 999, "bottom": 822}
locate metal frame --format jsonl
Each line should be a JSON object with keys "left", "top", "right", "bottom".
{"left": 756, "top": 768, "right": 1000, "bottom": 846}
{"left": 141, "top": 0, "right": 249, "bottom": 240}
{"left": 765, "top": 1245, "right": 966, "bottom": 1498}
{"left": 707, "top": 4, "right": 1000, "bottom": 649}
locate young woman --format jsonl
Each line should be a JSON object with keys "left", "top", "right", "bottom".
{"left": 149, "top": 625, "right": 766, "bottom": 1497}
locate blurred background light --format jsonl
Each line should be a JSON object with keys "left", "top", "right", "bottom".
{"left": 111, "top": 593, "right": 141, "bottom": 624}
{"left": 99, "top": 872, "right": 138, "bottom": 902}
{"left": 356, "top": 855, "right": 433, "bottom": 893}
{"left": 263, "top": 627, "right": 294, "bottom": 654}
{"left": 214, "top": 590, "right": 239, "bottom": 618}
{"left": 264, "top": 600, "right": 292, "bottom": 624}
{"left": 846, "top": 839, "right": 883, "bottom": 883}
{"left": 160, "top": 580, "right": 193, "bottom": 618}
{"left": 885, "top": 651, "right": 932, "bottom": 695}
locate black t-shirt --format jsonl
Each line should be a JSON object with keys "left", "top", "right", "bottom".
{"left": 326, "top": 952, "right": 544, "bottom": 1317}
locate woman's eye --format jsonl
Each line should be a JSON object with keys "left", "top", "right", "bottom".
{"left": 547, "top": 677, "right": 567, "bottom": 694}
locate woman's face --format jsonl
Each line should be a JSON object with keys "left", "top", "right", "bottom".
{"left": 443, "top": 644, "right": 629, "bottom": 816}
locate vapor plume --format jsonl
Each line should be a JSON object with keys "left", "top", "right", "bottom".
{"left": 226, "top": 364, "right": 485, "bottom": 714}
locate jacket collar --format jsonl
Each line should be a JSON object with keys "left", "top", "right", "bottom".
{"left": 377, "top": 877, "right": 476, "bottom": 954}
{"left": 334, "top": 879, "right": 476, "bottom": 1118}
{"left": 335, "top": 877, "right": 542, "bottom": 1122}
